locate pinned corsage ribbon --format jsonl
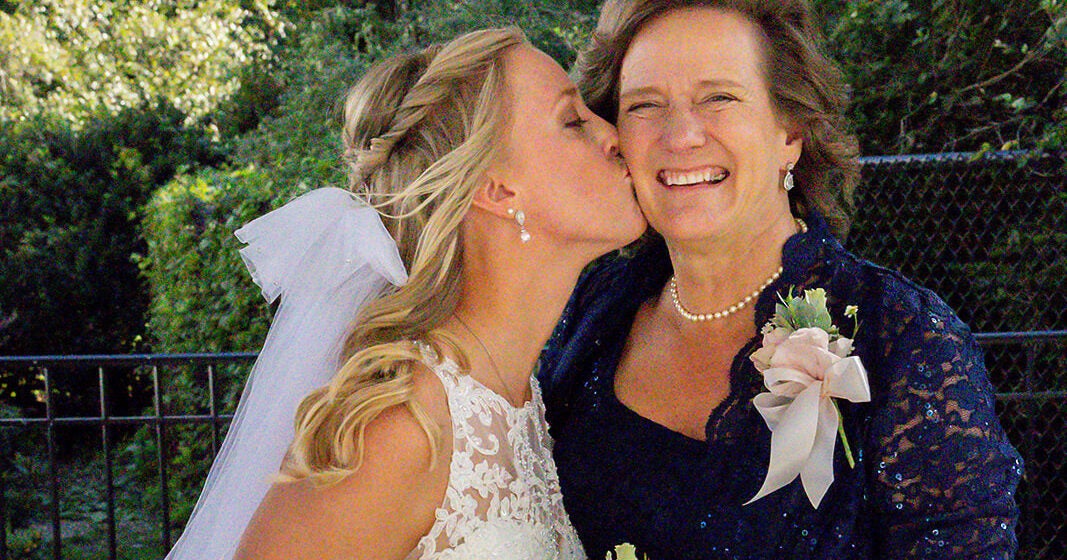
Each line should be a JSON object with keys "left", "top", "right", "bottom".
{"left": 746, "top": 288, "right": 870, "bottom": 509}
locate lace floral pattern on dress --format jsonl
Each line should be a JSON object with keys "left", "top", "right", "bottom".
{"left": 405, "top": 344, "right": 585, "bottom": 560}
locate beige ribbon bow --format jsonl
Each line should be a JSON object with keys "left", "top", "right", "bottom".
{"left": 747, "top": 327, "right": 870, "bottom": 508}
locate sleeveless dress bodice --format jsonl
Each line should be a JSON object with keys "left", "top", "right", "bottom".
{"left": 405, "top": 345, "right": 585, "bottom": 560}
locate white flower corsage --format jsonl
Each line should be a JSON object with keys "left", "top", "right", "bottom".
{"left": 746, "top": 288, "right": 870, "bottom": 509}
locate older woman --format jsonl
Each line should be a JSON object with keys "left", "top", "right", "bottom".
{"left": 539, "top": 1, "right": 1023, "bottom": 559}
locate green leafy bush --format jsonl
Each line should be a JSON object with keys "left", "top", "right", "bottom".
{"left": 822, "top": 0, "right": 1066, "bottom": 154}
{"left": 0, "top": 105, "right": 224, "bottom": 361}
{"left": 141, "top": 166, "right": 295, "bottom": 355}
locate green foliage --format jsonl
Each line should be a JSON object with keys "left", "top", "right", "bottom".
{"left": 0, "top": 440, "right": 168, "bottom": 559}
{"left": 141, "top": 166, "right": 291, "bottom": 354}
{"left": 228, "top": 4, "right": 395, "bottom": 180}
{"left": 401, "top": 0, "right": 598, "bottom": 67}
{"left": 0, "top": 0, "right": 288, "bottom": 363}
{"left": 0, "top": 0, "right": 283, "bottom": 127}
{"left": 770, "top": 288, "right": 841, "bottom": 337}
{"left": 5, "top": 526, "right": 44, "bottom": 559}
{"left": 0, "top": 106, "right": 224, "bottom": 357}
{"left": 120, "top": 417, "right": 226, "bottom": 548}
{"left": 822, "top": 0, "right": 1067, "bottom": 154}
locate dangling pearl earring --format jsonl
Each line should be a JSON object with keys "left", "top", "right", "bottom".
{"left": 507, "top": 208, "right": 531, "bottom": 243}
{"left": 783, "top": 162, "right": 796, "bottom": 192}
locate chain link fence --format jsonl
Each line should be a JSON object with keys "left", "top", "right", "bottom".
{"left": 851, "top": 150, "right": 1066, "bottom": 335}
{"left": 850, "top": 150, "right": 1067, "bottom": 559}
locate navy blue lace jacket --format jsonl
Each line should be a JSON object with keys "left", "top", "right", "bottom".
{"left": 538, "top": 214, "right": 1022, "bottom": 560}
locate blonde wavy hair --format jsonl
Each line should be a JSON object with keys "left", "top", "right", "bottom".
{"left": 282, "top": 27, "right": 527, "bottom": 484}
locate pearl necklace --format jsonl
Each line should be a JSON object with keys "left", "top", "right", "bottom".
{"left": 669, "top": 218, "right": 808, "bottom": 322}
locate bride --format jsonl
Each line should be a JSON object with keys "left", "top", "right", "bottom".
{"left": 164, "top": 27, "right": 645, "bottom": 559}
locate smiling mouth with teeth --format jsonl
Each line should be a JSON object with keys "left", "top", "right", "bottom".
{"left": 658, "top": 167, "right": 730, "bottom": 187}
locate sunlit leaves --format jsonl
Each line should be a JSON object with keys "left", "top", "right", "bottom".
{"left": 0, "top": 0, "right": 284, "bottom": 127}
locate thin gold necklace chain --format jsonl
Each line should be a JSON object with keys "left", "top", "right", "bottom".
{"left": 451, "top": 313, "right": 521, "bottom": 406}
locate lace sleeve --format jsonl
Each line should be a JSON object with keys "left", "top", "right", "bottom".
{"left": 866, "top": 284, "right": 1023, "bottom": 559}
{"left": 540, "top": 242, "right": 671, "bottom": 428}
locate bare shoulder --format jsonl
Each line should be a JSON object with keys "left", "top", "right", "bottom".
{"left": 235, "top": 363, "right": 453, "bottom": 560}
{"left": 409, "top": 356, "right": 453, "bottom": 427}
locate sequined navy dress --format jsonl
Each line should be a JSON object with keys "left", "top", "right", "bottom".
{"left": 538, "top": 214, "right": 1022, "bottom": 560}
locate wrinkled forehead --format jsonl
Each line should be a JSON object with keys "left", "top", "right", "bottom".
{"left": 619, "top": 7, "right": 770, "bottom": 92}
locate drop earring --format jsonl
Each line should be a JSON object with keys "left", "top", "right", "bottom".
{"left": 783, "top": 162, "right": 796, "bottom": 192}
{"left": 507, "top": 208, "right": 531, "bottom": 243}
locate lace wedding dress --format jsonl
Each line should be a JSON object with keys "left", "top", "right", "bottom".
{"left": 406, "top": 345, "right": 586, "bottom": 560}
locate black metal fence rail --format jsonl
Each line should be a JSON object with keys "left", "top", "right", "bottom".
{"left": 1, "top": 331, "right": 1065, "bottom": 559}
{"left": 975, "top": 331, "right": 1067, "bottom": 560}
{"left": 0, "top": 353, "right": 255, "bottom": 560}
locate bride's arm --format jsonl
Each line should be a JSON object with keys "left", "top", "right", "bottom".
{"left": 233, "top": 387, "right": 451, "bottom": 560}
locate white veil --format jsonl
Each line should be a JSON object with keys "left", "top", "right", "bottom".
{"left": 165, "top": 187, "right": 407, "bottom": 560}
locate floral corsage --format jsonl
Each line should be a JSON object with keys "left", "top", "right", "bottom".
{"left": 746, "top": 288, "right": 870, "bottom": 509}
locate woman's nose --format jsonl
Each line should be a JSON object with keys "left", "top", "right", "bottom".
{"left": 663, "top": 108, "right": 706, "bottom": 152}
{"left": 599, "top": 119, "right": 621, "bottom": 159}
{"left": 606, "top": 137, "right": 620, "bottom": 159}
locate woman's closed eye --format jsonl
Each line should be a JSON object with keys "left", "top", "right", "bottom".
{"left": 565, "top": 116, "right": 589, "bottom": 129}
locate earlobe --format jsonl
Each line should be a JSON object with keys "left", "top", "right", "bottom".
{"left": 784, "top": 127, "right": 804, "bottom": 162}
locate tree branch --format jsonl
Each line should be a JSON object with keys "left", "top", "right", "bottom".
{"left": 957, "top": 47, "right": 1045, "bottom": 95}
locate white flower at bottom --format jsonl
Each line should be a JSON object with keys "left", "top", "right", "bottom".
{"left": 607, "top": 543, "right": 640, "bottom": 560}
